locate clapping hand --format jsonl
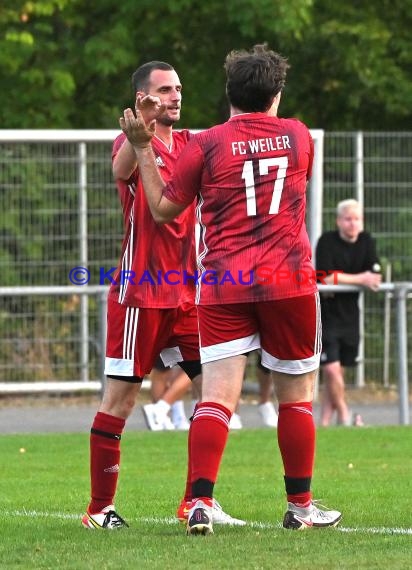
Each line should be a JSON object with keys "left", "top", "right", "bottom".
{"left": 135, "top": 94, "right": 166, "bottom": 123}
{"left": 119, "top": 107, "right": 155, "bottom": 149}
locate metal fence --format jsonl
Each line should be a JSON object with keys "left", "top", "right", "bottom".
{"left": 0, "top": 130, "right": 410, "bottom": 400}
{"left": 322, "top": 132, "right": 412, "bottom": 387}
{"left": 0, "top": 131, "right": 121, "bottom": 384}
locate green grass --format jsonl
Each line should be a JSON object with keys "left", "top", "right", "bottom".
{"left": 1, "top": 427, "right": 411, "bottom": 569}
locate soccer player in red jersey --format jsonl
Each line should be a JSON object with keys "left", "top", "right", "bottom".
{"left": 120, "top": 44, "right": 342, "bottom": 533}
{"left": 82, "top": 61, "right": 244, "bottom": 530}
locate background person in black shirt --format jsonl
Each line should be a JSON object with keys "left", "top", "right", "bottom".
{"left": 316, "top": 199, "right": 381, "bottom": 426}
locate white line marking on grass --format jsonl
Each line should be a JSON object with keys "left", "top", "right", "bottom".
{"left": 6, "top": 509, "right": 80, "bottom": 520}
{"left": 4, "top": 510, "right": 180, "bottom": 525}
{"left": 338, "top": 526, "right": 412, "bottom": 536}
{"left": 5, "top": 510, "right": 412, "bottom": 536}
{"left": 136, "top": 516, "right": 179, "bottom": 525}
{"left": 249, "top": 520, "right": 412, "bottom": 535}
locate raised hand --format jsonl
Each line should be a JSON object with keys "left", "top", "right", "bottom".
{"left": 135, "top": 94, "right": 166, "bottom": 124}
{"left": 119, "top": 108, "right": 155, "bottom": 149}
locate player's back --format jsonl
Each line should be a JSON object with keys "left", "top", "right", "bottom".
{"left": 192, "top": 113, "right": 316, "bottom": 304}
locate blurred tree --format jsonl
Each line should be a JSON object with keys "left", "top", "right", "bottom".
{"left": 0, "top": 0, "right": 78, "bottom": 127}
{"left": 282, "top": 0, "right": 412, "bottom": 129}
{"left": 0, "top": 0, "right": 411, "bottom": 129}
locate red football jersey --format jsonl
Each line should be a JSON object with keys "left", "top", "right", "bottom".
{"left": 109, "top": 131, "right": 196, "bottom": 308}
{"left": 163, "top": 113, "right": 317, "bottom": 304}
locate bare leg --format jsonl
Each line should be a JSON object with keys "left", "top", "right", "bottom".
{"left": 257, "top": 365, "right": 274, "bottom": 404}
{"left": 150, "top": 365, "right": 192, "bottom": 404}
{"left": 320, "top": 368, "right": 336, "bottom": 426}
{"left": 100, "top": 378, "right": 142, "bottom": 419}
{"left": 161, "top": 368, "right": 192, "bottom": 405}
{"left": 272, "top": 369, "right": 316, "bottom": 404}
{"left": 322, "top": 362, "right": 350, "bottom": 425}
{"left": 201, "top": 355, "right": 246, "bottom": 410}
{"left": 143, "top": 366, "right": 192, "bottom": 431}
{"left": 149, "top": 367, "right": 169, "bottom": 402}
{"left": 257, "top": 365, "right": 278, "bottom": 427}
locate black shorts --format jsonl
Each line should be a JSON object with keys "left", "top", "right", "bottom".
{"left": 320, "top": 327, "right": 359, "bottom": 367}
{"left": 153, "top": 355, "right": 168, "bottom": 371}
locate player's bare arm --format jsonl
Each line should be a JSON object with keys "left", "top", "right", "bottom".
{"left": 112, "top": 137, "right": 138, "bottom": 181}
{"left": 119, "top": 107, "right": 184, "bottom": 223}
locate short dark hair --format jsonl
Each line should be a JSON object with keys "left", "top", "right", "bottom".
{"left": 131, "top": 61, "right": 174, "bottom": 92}
{"left": 224, "top": 44, "right": 289, "bottom": 112}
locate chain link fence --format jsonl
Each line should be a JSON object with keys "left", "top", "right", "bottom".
{"left": 323, "top": 132, "right": 412, "bottom": 386}
{"left": 0, "top": 131, "right": 411, "bottom": 388}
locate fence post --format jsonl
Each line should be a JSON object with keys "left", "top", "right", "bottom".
{"left": 394, "top": 284, "right": 410, "bottom": 425}
{"left": 383, "top": 263, "right": 392, "bottom": 387}
{"left": 78, "top": 142, "right": 89, "bottom": 382}
{"left": 308, "top": 130, "right": 324, "bottom": 253}
{"left": 355, "top": 131, "right": 365, "bottom": 388}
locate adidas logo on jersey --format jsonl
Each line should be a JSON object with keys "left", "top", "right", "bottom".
{"left": 155, "top": 155, "right": 165, "bottom": 168}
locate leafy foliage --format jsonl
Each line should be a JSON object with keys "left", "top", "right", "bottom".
{"left": 1, "top": 0, "right": 412, "bottom": 129}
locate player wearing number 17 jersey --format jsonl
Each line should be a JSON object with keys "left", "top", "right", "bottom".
{"left": 165, "top": 110, "right": 316, "bottom": 305}
{"left": 121, "top": 44, "right": 341, "bottom": 534}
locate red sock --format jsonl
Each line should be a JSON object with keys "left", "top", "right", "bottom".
{"left": 190, "top": 402, "right": 231, "bottom": 493}
{"left": 182, "top": 404, "right": 198, "bottom": 501}
{"left": 277, "top": 402, "right": 315, "bottom": 506}
{"left": 88, "top": 412, "right": 125, "bottom": 514}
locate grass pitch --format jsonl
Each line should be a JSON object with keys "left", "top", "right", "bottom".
{"left": 1, "top": 427, "right": 411, "bottom": 569}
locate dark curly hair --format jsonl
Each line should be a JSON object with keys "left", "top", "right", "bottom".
{"left": 224, "top": 44, "right": 289, "bottom": 112}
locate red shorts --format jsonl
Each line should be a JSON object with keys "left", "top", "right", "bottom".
{"left": 160, "top": 302, "right": 200, "bottom": 367}
{"left": 197, "top": 293, "right": 321, "bottom": 374}
{"left": 104, "top": 298, "right": 199, "bottom": 379}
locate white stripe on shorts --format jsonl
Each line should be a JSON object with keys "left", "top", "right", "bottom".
{"left": 200, "top": 333, "right": 260, "bottom": 364}
{"left": 261, "top": 349, "right": 320, "bottom": 375}
{"left": 104, "top": 356, "right": 134, "bottom": 376}
{"left": 123, "top": 306, "right": 139, "bottom": 361}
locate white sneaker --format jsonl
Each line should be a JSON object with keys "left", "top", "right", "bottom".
{"left": 258, "top": 402, "right": 278, "bottom": 427}
{"left": 171, "top": 401, "right": 190, "bottom": 430}
{"left": 81, "top": 505, "right": 129, "bottom": 529}
{"left": 177, "top": 497, "right": 245, "bottom": 525}
{"left": 212, "top": 499, "right": 246, "bottom": 526}
{"left": 142, "top": 403, "right": 175, "bottom": 431}
{"left": 187, "top": 499, "right": 214, "bottom": 535}
{"left": 229, "top": 413, "right": 243, "bottom": 430}
{"left": 173, "top": 417, "right": 190, "bottom": 430}
{"left": 283, "top": 501, "right": 342, "bottom": 530}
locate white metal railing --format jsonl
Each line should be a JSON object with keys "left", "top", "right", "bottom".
{"left": 0, "top": 282, "right": 410, "bottom": 424}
